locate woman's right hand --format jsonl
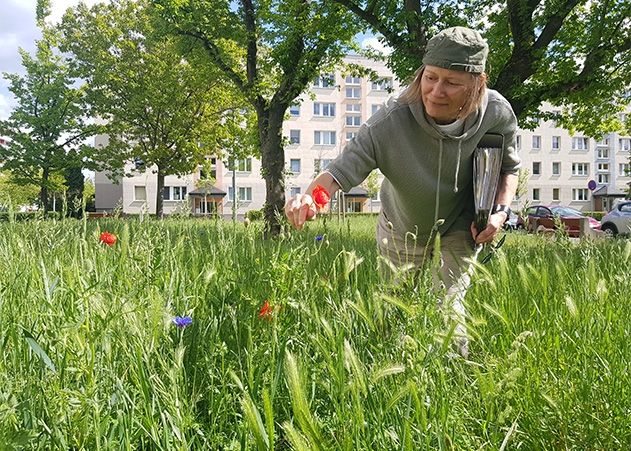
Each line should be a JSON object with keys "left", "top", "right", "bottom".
{"left": 284, "top": 194, "right": 317, "bottom": 229}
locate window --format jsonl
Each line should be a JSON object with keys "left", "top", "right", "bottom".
{"left": 572, "top": 163, "right": 589, "bottom": 176}
{"left": 572, "top": 137, "right": 588, "bottom": 150}
{"left": 572, "top": 188, "right": 589, "bottom": 201}
{"left": 345, "top": 115, "right": 361, "bottom": 126}
{"left": 597, "top": 163, "right": 609, "bottom": 172}
{"left": 230, "top": 158, "right": 252, "bottom": 172}
{"left": 619, "top": 163, "right": 630, "bottom": 176}
{"left": 313, "top": 74, "right": 335, "bottom": 88}
{"left": 552, "top": 136, "right": 560, "bottom": 150}
{"left": 597, "top": 147, "right": 609, "bottom": 159}
{"left": 134, "top": 186, "right": 147, "bottom": 201}
{"left": 345, "top": 75, "right": 361, "bottom": 85}
{"left": 515, "top": 135, "right": 521, "bottom": 150}
{"left": 314, "top": 158, "right": 332, "bottom": 174}
{"left": 162, "top": 186, "right": 170, "bottom": 200}
{"left": 552, "top": 188, "right": 560, "bottom": 201}
{"left": 346, "top": 104, "right": 361, "bottom": 112}
{"left": 597, "top": 138, "right": 610, "bottom": 146}
{"left": 289, "top": 158, "right": 301, "bottom": 174}
{"left": 532, "top": 162, "right": 541, "bottom": 175}
{"left": 172, "top": 186, "right": 187, "bottom": 201}
{"left": 371, "top": 77, "right": 392, "bottom": 91}
{"left": 597, "top": 174, "right": 610, "bottom": 184}
{"left": 371, "top": 104, "right": 381, "bottom": 115}
{"left": 346, "top": 87, "right": 361, "bottom": 99}
{"left": 314, "top": 131, "right": 336, "bottom": 145}
{"left": 346, "top": 132, "right": 357, "bottom": 141}
{"left": 199, "top": 157, "right": 217, "bottom": 180}
{"left": 289, "top": 104, "right": 300, "bottom": 116}
{"left": 532, "top": 188, "right": 540, "bottom": 201}
{"left": 228, "top": 186, "right": 252, "bottom": 202}
{"left": 532, "top": 135, "right": 541, "bottom": 149}
{"left": 313, "top": 102, "right": 336, "bottom": 117}
{"left": 290, "top": 187, "right": 301, "bottom": 197}
{"left": 552, "top": 162, "right": 561, "bottom": 176}
{"left": 289, "top": 130, "right": 300, "bottom": 144}
{"left": 620, "top": 138, "right": 631, "bottom": 152}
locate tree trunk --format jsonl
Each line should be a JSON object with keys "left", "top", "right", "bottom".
{"left": 259, "top": 104, "right": 287, "bottom": 237}
{"left": 40, "top": 167, "right": 50, "bottom": 214}
{"left": 156, "top": 168, "right": 165, "bottom": 218}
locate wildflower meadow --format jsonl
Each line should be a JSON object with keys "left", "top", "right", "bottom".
{"left": 0, "top": 215, "right": 630, "bottom": 449}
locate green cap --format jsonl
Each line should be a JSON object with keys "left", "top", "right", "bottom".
{"left": 422, "top": 26, "right": 488, "bottom": 74}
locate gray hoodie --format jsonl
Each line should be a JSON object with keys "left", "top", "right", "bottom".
{"left": 326, "top": 89, "right": 521, "bottom": 242}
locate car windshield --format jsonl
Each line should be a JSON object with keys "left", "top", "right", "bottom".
{"left": 551, "top": 206, "right": 583, "bottom": 217}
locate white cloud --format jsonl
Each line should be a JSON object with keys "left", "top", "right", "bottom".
{"left": 0, "top": 92, "right": 15, "bottom": 121}
{"left": 361, "top": 37, "right": 392, "bottom": 55}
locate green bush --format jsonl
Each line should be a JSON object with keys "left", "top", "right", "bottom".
{"left": 245, "top": 208, "right": 263, "bottom": 221}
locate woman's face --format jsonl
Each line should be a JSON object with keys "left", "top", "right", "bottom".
{"left": 420, "top": 65, "right": 474, "bottom": 124}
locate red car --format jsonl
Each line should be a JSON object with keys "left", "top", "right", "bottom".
{"left": 525, "top": 205, "right": 601, "bottom": 237}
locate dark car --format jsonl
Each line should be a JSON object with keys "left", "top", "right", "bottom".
{"left": 525, "top": 205, "right": 601, "bottom": 237}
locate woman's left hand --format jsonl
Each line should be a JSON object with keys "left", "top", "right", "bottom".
{"left": 471, "top": 212, "right": 506, "bottom": 244}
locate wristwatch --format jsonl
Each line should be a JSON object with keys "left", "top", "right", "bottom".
{"left": 493, "top": 204, "right": 511, "bottom": 216}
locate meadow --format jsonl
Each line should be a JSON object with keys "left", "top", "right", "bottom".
{"left": 0, "top": 215, "right": 629, "bottom": 450}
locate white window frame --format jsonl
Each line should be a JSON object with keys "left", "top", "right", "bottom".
{"left": 290, "top": 187, "right": 301, "bottom": 197}
{"left": 346, "top": 103, "right": 361, "bottom": 112}
{"left": 134, "top": 185, "right": 147, "bottom": 201}
{"left": 228, "top": 186, "right": 252, "bottom": 202}
{"left": 597, "top": 174, "right": 610, "bottom": 184}
{"left": 572, "top": 163, "right": 589, "bottom": 176}
{"left": 313, "top": 102, "right": 336, "bottom": 117}
{"left": 345, "top": 75, "right": 361, "bottom": 85}
{"left": 572, "top": 137, "right": 589, "bottom": 150}
{"left": 552, "top": 162, "right": 560, "bottom": 176}
{"left": 345, "top": 87, "right": 361, "bottom": 99}
{"left": 313, "top": 74, "right": 335, "bottom": 88}
{"left": 572, "top": 188, "right": 589, "bottom": 201}
{"left": 345, "top": 115, "right": 361, "bottom": 127}
{"left": 289, "top": 158, "right": 301, "bottom": 174}
{"left": 314, "top": 131, "right": 336, "bottom": 145}
{"left": 597, "top": 147, "right": 609, "bottom": 159}
{"left": 619, "top": 163, "right": 630, "bottom": 176}
{"left": 289, "top": 103, "right": 300, "bottom": 116}
{"left": 552, "top": 136, "right": 560, "bottom": 150}
{"left": 532, "top": 161, "right": 541, "bottom": 175}
{"left": 619, "top": 138, "right": 631, "bottom": 152}
{"left": 552, "top": 188, "right": 560, "bottom": 201}
{"left": 289, "top": 129, "right": 300, "bottom": 144}
{"left": 314, "top": 158, "right": 332, "bottom": 174}
{"left": 346, "top": 132, "right": 357, "bottom": 141}
{"left": 532, "top": 135, "right": 541, "bottom": 150}
{"left": 597, "top": 163, "right": 609, "bottom": 172}
{"left": 371, "top": 77, "right": 392, "bottom": 91}
{"left": 532, "top": 188, "right": 540, "bottom": 201}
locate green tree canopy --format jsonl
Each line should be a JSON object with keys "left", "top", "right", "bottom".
{"left": 59, "top": 0, "right": 252, "bottom": 217}
{"left": 333, "top": 0, "right": 630, "bottom": 136}
{"left": 152, "top": 0, "right": 360, "bottom": 234}
{"left": 0, "top": 27, "right": 102, "bottom": 212}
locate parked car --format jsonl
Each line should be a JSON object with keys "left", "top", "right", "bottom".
{"left": 600, "top": 201, "right": 631, "bottom": 236}
{"left": 524, "top": 205, "right": 601, "bottom": 237}
{"left": 502, "top": 211, "right": 525, "bottom": 231}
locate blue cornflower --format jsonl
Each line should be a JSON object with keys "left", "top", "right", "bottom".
{"left": 315, "top": 235, "right": 324, "bottom": 241}
{"left": 172, "top": 316, "right": 193, "bottom": 328}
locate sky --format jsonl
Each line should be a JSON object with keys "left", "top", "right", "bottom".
{"left": 0, "top": 0, "right": 104, "bottom": 120}
{"left": 0, "top": 0, "right": 388, "bottom": 121}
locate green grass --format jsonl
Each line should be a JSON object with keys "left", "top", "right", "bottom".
{"left": 0, "top": 216, "right": 629, "bottom": 449}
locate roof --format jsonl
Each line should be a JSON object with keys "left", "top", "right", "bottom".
{"left": 592, "top": 185, "right": 627, "bottom": 197}
{"left": 343, "top": 186, "right": 369, "bottom": 197}
{"left": 188, "top": 186, "right": 227, "bottom": 197}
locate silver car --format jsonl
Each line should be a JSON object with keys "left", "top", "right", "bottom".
{"left": 600, "top": 201, "right": 631, "bottom": 236}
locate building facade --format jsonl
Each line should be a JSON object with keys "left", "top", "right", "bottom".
{"left": 94, "top": 54, "right": 630, "bottom": 216}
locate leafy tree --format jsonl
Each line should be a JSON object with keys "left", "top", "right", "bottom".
{"left": 59, "top": 0, "right": 250, "bottom": 217}
{"left": 331, "top": 0, "right": 631, "bottom": 135}
{"left": 0, "top": 23, "right": 101, "bottom": 212}
{"left": 64, "top": 163, "right": 84, "bottom": 218}
{"left": 362, "top": 170, "right": 380, "bottom": 212}
{"left": 0, "top": 171, "right": 40, "bottom": 210}
{"left": 153, "top": 0, "right": 360, "bottom": 235}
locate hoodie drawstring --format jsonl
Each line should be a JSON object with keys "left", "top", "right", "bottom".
{"left": 453, "top": 141, "right": 462, "bottom": 193}
{"left": 434, "top": 139, "right": 443, "bottom": 224}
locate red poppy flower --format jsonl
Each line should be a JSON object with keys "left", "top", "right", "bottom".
{"left": 259, "top": 300, "right": 273, "bottom": 320}
{"left": 312, "top": 185, "right": 330, "bottom": 211}
{"left": 99, "top": 231, "right": 117, "bottom": 246}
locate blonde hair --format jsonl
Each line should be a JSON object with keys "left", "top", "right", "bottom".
{"left": 399, "top": 66, "right": 487, "bottom": 120}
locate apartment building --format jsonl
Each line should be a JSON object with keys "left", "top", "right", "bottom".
{"left": 94, "top": 54, "right": 630, "bottom": 216}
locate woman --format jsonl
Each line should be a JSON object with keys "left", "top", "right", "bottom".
{"left": 284, "top": 27, "right": 521, "bottom": 357}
